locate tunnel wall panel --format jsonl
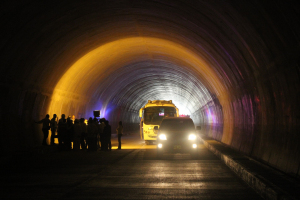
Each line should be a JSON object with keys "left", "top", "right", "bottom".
{"left": 251, "top": 62, "right": 300, "bottom": 177}
{"left": 192, "top": 99, "right": 224, "bottom": 142}
{"left": 0, "top": 84, "right": 53, "bottom": 151}
{"left": 194, "top": 60, "right": 300, "bottom": 177}
{"left": 230, "top": 94, "right": 256, "bottom": 154}
{"left": 107, "top": 108, "right": 140, "bottom": 134}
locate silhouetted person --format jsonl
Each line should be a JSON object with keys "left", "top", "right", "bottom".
{"left": 79, "top": 118, "right": 87, "bottom": 150}
{"left": 116, "top": 121, "right": 123, "bottom": 150}
{"left": 93, "top": 117, "right": 98, "bottom": 124}
{"left": 93, "top": 118, "right": 101, "bottom": 149}
{"left": 87, "top": 117, "right": 98, "bottom": 151}
{"left": 103, "top": 120, "right": 112, "bottom": 151}
{"left": 73, "top": 119, "right": 81, "bottom": 151}
{"left": 58, "top": 114, "right": 67, "bottom": 150}
{"left": 50, "top": 114, "right": 58, "bottom": 145}
{"left": 99, "top": 118, "right": 106, "bottom": 150}
{"left": 36, "top": 114, "right": 51, "bottom": 145}
{"left": 65, "top": 117, "right": 74, "bottom": 150}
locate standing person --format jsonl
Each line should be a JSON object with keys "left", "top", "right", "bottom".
{"left": 103, "top": 120, "right": 112, "bottom": 151}
{"left": 73, "top": 119, "right": 81, "bottom": 151}
{"left": 116, "top": 121, "right": 123, "bottom": 150}
{"left": 99, "top": 118, "right": 106, "bottom": 150}
{"left": 96, "top": 120, "right": 101, "bottom": 149}
{"left": 79, "top": 118, "right": 87, "bottom": 150}
{"left": 57, "top": 114, "right": 67, "bottom": 150}
{"left": 65, "top": 117, "right": 74, "bottom": 150}
{"left": 35, "top": 114, "right": 51, "bottom": 145}
{"left": 50, "top": 114, "right": 58, "bottom": 146}
{"left": 93, "top": 118, "right": 101, "bottom": 149}
{"left": 86, "top": 118, "right": 97, "bottom": 151}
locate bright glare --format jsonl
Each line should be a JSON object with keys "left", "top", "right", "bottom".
{"left": 192, "top": 144, "right": 197, "bottom": 148}
{"left": 176, "top": 104, "right": 191, "bottom": 116}
{"left": 159, "top": 134, "right": 167, "bottom": 140}
{"left": 188, "top": 134, "right": 196, "bottom": 140}
{"left": 158, "top": 144, "right": 163, "bottom": 148}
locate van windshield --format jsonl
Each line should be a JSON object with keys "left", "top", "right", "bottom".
{"left": 160, "top": 118, "right": 195, "bottom": 130}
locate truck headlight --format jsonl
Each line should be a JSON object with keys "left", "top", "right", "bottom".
{"left": 188, "top": 134, "right": 196, "bottom": 140}
{"left": 159, "top": 134, "right": 167, "bottom": 140}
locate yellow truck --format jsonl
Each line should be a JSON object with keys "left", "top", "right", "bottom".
{"left": 139, "top": 100, "right": 179, "bottom": 144}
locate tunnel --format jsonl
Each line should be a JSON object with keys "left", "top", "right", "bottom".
{"left": 1, "top": 0, "right": 299, "bottom": 178}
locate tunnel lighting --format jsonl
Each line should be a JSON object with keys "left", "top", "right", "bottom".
{"left": 48, "top": 37, "right": 231, "bottom": 141}
{"left": 158, "top": 144, "right": 163, "bottom": 148}
{"left": 177, "top": 105, "right": 191, "bottom": 116}
{"left": 192, "top": 144, "right": 197, "bottom": 148}
{"left": 158, "top": 134, "right": 167, "bottom": 140}
{"left": 188, "top": 134, "right": 196, "bottom": 140}
{"left": 205, "top": 108, "right": 215, "bottom": 123}
{"left": 50, "top": 36, "right": 226, "bottom": 106}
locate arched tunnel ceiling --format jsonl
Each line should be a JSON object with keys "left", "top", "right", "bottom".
{"left": 49, "top": 37, "right": 225, "bottom": 116}
{"left": 93, "top": 60, "right": 212, "bottom": 115}
{"left": 3, "top": 0, "right": 266, "bottom": 94}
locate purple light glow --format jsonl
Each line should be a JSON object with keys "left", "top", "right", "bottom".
{"left": 205, "top": 107, "right": 215, "bottom": 124}
{"left": 100, "top": 103, "right": 117, "bottom": 119}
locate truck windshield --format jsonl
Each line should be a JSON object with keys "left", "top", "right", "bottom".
{"left": 144, "top": 107, "right": 176, "bottom": 124}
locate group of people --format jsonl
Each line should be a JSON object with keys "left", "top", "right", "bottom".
{"left": 36, "top": 114, "right": 123, "bottom": 151}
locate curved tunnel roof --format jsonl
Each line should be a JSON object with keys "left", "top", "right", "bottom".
{"left": 49, "top": 37, "right": 222, "bottom": 116}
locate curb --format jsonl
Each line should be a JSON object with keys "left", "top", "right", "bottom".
{"left": 200, "top": 137, "right": 296, "bottom": 200}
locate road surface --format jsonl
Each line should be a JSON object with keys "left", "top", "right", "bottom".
{"left": 1, "top": 134, "right": 262, "bottom": 199}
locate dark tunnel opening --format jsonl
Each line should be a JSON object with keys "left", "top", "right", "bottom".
{"left": 1, "top": 0, "right": 300, "bottom": 178}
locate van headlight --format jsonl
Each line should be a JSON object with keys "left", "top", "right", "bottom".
{"left": 159, "top": 134, "right": 167, "bottom": 140}
{"left": 188, "top": 134, "right": 196, "bottom": 140}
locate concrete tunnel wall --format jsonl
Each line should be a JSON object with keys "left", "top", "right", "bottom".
{"left": 1, "top": 0, "right": 299, "bottom": 177}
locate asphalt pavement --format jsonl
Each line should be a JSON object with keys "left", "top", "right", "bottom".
{"left": 0, "top": 133, "right": 287, "bottom": 199}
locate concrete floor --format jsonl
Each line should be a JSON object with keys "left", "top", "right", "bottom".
{"left": 1, "top": 134, "right": 262, "bottom": 199}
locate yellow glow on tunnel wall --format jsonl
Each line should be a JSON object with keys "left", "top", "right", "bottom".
{"left": 48, "top": 37, "right": 233, "bottom": 144}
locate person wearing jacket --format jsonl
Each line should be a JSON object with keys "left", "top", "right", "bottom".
{"left": 87, "top": 117, "right": 98, "bottom": 151}
{"left": 79, "top": 118, "right": 87, "bottom": 150}
{"left": 65, "top": 117, "right": 74, "bottom": 150}
{"left": 35, "top": 114, "right": 51, "bottom": 145}
{"left": 99, "top": 118, "right": 106, "bottom": 150}
{"left": 73, "top": 119, "right": 81, "bottom": 150}
{"left": 116, "top": 121, "right": 123, "bottom": 150}
{"left": 57, "top": 114, "right": 67, "bottom": 150}
{"left": 103, "top": 120, "right": 111, "bottom": 151}
{"left": 50, "top": 114, "right": 58, "bottom": 145}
